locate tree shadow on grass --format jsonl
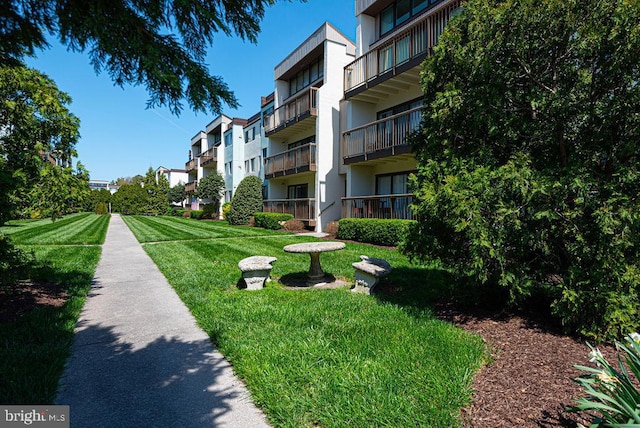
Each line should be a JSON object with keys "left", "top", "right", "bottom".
{"left": 0, "top": 258, "right": 97, "bottom": 404}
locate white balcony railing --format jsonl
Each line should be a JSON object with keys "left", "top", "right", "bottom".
{"left": 344, "top": 0, "right": 460, "bottom": 93}
{"left": 343, "top": 106, "right": 422, "bottom": 161}
{"left": 342, "top": 194, "right": 414, "bottom": 220}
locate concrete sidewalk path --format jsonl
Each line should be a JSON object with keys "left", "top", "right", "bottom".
{"left": 56, "top": 214, "right": 270, "bottom": 428}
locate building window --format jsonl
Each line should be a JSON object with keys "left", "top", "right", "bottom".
{"left": 224, "top": 133, "right": 232, "bottom": 147}
{"left": 380, "top": 0, "right": 444, "bottom": 36}
{"left": 262, "top": 148, "right": 268, "bottom": 159}
{"left": 288, "top": 57, "right": 324, "bottom": 97}
{"left": 244, "top": 127, "right": 255, "bottom": 143}
{"left": 250, "top": 157, "right": 256, "bottom": 172}
{"left": 288, "top": 135, "right": 315, "bottom": 150}
{"left": 288, "top": 183, "right": 308, "bottom": 199}
{"left": 244, "top": 160, "right": 249, "bottom": 172}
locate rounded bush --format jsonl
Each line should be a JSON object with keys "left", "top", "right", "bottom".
{"left": 227, "top": 176, "right": 263, "bottom": 225}
{"left": 254, "top": 212, "right": 293, "bottom": 230}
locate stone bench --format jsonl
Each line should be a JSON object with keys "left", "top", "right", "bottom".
{"left": 352, "top": 255, "right": 392, "bottom": 294}
{"left": 238, "top": 256, "right": 277, "bottom": 290}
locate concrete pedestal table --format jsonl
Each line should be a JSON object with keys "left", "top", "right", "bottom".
{"left": 283, "top": 241, "right": 346, "bottom": 284}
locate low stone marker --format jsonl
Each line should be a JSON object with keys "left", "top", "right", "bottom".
{"left": 238, "top": 256, "right": 277, "bottom": 290}
{"left": 352, "top": 255, "right": 392, "bottom": 294}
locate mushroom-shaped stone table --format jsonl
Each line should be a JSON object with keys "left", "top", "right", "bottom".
{"left": 283, "top": 241, "right": 346, "bottom": 284}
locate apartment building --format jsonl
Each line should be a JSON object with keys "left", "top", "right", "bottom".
{"left": 341, "top": 0, "right": 460, "bottom": 220}
{"left": 262, "top": 22, "right": 356, "bottom": 231}
{"left": 155, "top": 166, "right": 188, "bottom": 188}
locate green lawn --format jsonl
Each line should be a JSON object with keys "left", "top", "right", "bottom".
{"left": 122, "top": 215, "right": 288, "bottom": 243}
{"left": 126, "top": 215, "right": 487, "bottom": 427}
{"left": 0, "top": 214, "right": 107, "bottom": 403}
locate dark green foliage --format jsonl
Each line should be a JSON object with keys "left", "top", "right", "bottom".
{"left": 338, "top": 218, "right": 415, "bottom": 247}
{"left": 254, "top": 212, "right": 293, "bottom": 230}
{"left": 0, "top": 0, "right": 293, "bottom": 115}
{"left": 227, "top": 175, "right": 263, "bottom": 226}
{"left": 0, "top": 236, "right": 33, "bottom": 292}
{"left": 0, "top": 64, "right": 80, "bottom": 227}
{"left": 405, "top": 0, "right": 640, "bottom": 340}
{"left": 111, "top": 183, "right": 146, "bottom": 215}
{"left": 144, "top": 167, "right": 169, "bottom": 215}
{"left": 30, "top": 162, "right": 91, "bottom": 221}
{"left": 202, "top": 203, "right": 219, "bottom": 219}
{"left": 167, "top": 183, "right": 185, "bottom": 206}
{"left": 88, "top": 188, "right": 112, "bottom": 212}
{"left": 95, "top": 202, "right": 108, "bottom": 215}
{"left": 175, "top": 209, "right": 187, "bottom": 217}
{"left": 189, "top": 210, "right": 204, "bottom": 220}
{"left": 196, "top": 172, "right": 224, "bottom": 206}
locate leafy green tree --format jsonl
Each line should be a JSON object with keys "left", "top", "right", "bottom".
{"left": 227, "top": 175, "right": 263, "bottom": 225}
{"left": 404, "top": 0, "right": 640, "bottom": 340}
{"left": 0, "top": 0, "right": 302, "bottom": 115}
{"left": 111, "top": 183, "right": 146, "bottom": 215}
{"left": 168, "top": 182, "right": 185, "bottom": 207}
{"left": 143, "top": 167, "right": 168, "bottom": 215}
{"left": 196, "top": 172, "right": 225, "bottom": 206}
{"left": 30, "top": 162, "right": 91, "bottom": 221}
{"left": 0, "top": 64, "right": 80, "bottom": 225}
{"left": 88, "top": 188, "right": 112, "bottom": 212}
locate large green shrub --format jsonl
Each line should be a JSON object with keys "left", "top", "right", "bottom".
{"left": 95, "top": 202, "right": 108, "bottom": 215}
{"left": 254, "top": 212, "right": 293, "bottom": 230}
{"left": 227, "top": 175, "right": 263, "bottom": 226}
{"left": 189, "top": 210, "right": 204, "bottom": 220}
{"left": 202, "top": 203, "right": 219, "bottom": 219}
{"left": 338, "top": 218, "right": 415, "bottom": 247}
{"left": 404, "top": 0, "right": 640, "bottom": 340}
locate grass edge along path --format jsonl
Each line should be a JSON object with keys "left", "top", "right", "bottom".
{"left": 0, "top": 214, "right": 108, "bottom": 403}
{"left": 127, "top": 216, "right": 488, "bottom": 427}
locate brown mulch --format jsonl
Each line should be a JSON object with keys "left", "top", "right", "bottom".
{"left": 0, "top": 281, "right": 67, "bottom": 323}
{"left": 435, "top": 304, "right": 617, "bottom": 428}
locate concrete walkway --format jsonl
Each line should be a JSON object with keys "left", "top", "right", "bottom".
{"left": 56, "top": 214, "right": 270, "bottom": 428}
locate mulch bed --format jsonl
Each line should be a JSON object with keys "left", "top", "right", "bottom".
{"left": 0, "top": 281, "right": 67, "bottom": 323}
{"left": 435, "top": 304, "right": 617, "bottom": 428}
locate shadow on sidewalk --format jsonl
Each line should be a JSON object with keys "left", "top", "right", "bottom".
{"left": 57, "top": 322, "right": 257, "bottom": 427}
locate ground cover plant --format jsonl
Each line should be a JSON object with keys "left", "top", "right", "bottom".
{"left": 123, "top": 215, "right": 487, "bottom": 427}
{"left": 0, "top": 214, "right": 107, "bottom": 403}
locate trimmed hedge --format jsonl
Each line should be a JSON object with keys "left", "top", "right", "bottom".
{"left": 189, "top": 210, "right": 204, "bottom": 220}
{"left": 227, "top": 176, "right": 264, "bottom": 225}
{"left": 202, "top": 203, "right": 219, "bottom": 219}
{"left": 337, "top": 218, "right": 417, "bottom": 247}
{"left": 254, "top": 212, "right": 293, "bottom": 230}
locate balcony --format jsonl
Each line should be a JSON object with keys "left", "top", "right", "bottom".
{"left": 263, "top": 198, "right": 316, "bottom": 225}
{"left": 342, "top": 194, "right": 414, "bottom": 220}
{"left": 185, "top": 159, "right": 197, "bottom": 173}
{"left": 185, "top": 181, "right": 197, "bottom": 193}
{"left": 344, "top": 0, "right": 460, "bottom": 102}
{"left": 264, "top": 143, "right": 317, "bottom": 179}
{"left": 200, "top": 147, "right": 217, "bottom": 167}
{"left": 343, "top": 106, "right": 422, "bottom": 164}
{"left": 264, "top": 87, "right": 318, "bottom": 138}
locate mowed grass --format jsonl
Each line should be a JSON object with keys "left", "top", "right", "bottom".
{"left": 2, "top": 212, "right": 109, "bottom": 245}
{"left": 122, "top": 215, "right": 288, "bottom": 243}
{"left": 126, "top": 216, "right": 487, "bottom": 427}
{"left": 0, "top": 214, "right": 107, "bottom": 403}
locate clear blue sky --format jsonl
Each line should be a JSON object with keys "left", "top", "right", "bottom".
{"left": 25, "top": 0, "right": 356, "bottom": 182}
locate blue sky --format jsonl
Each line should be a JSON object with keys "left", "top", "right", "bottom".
{"left": 25, "top": 0, "right": 356, "bottom": 182}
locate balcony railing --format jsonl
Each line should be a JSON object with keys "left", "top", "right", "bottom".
{"left": 185, "top": 159, "right": 197, "bottom": 172}
{"left": 200, "top": 147, "right": 217, "bottom": 167}
{"left": 343, "top": 106, "right": 422, "bottom": 162}
{"left": 264, "top": 87, "right": 318, "bottom": 135}
{"left": 344, "top": 0, "right": 460, "bottom": 93}
{"left": 342, "top": 194, "right": 414, "bottom": 220}
{"left": 263, "top": 198, "right": 316, "bottom": 221}
{"left": 264, "top": 143, "right": 317, "bottom": 179}
{"left": 185, "top": 181, "right": 197, "bottom": 193}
